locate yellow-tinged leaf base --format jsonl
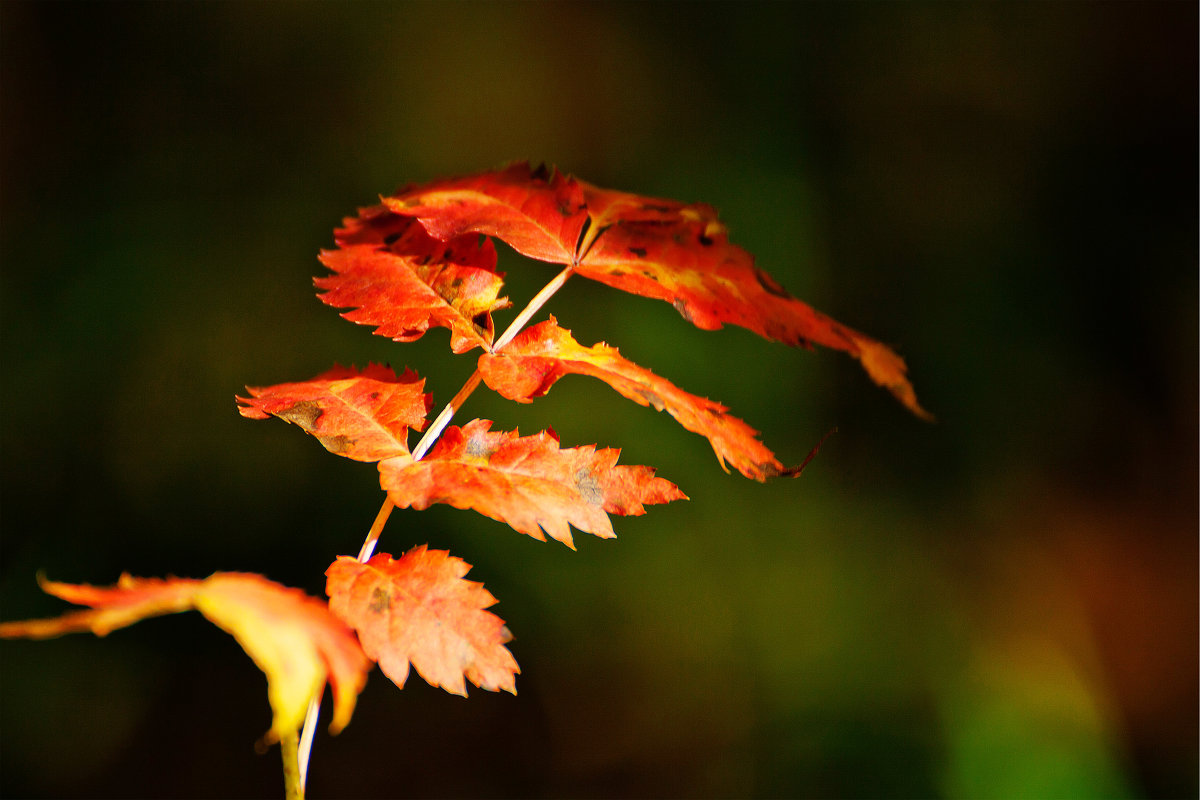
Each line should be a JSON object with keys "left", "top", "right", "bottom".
{"left": 0, "top": 572, "right": 371, "bottom": 744}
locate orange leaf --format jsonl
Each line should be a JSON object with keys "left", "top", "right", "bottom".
{"left": 479, "top": 317, "right": 787, "bottom": 481}
{"left": 0, "top": 574, "right": 199, "bottom": 637}
{"left": 385, "top": 163, "right": 928, "bottom": 418}
{"left": 0, "top": 573, "right": 371, "bottom": 743}
{"left": 581, "top": 215, "right": 933, "bottom": 419}
{"left": 385, "top": 163, "right": 588, "bottom": 265}
{"left": 377, "top": 419, "right": 686, "bottom": 548}
{"left": 316, "top": 206, "right": 510, "bottom": 354}
{"left": 237, "top": 363, "right": 431, "bottom": 462}
{"left": 326, "top": 547, "right": 518, "bottom": 697}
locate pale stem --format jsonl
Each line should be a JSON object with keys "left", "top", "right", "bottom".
{"left": 296, "top": 699, "right": 319, "bottom": 793}
{"left": 356, "top": 494, "right": 397, "bottom": 562}
{"left": 413, "top": 370, "right": 484, "bottom": 461}
{"left": 492, "top": 264, "right": 574, "bottom": 351}
{"left": 281, "top": 728, "right": 304, "bottom": 800}
{"left": 295, "top": 263, "right": 575, "bottom": 789}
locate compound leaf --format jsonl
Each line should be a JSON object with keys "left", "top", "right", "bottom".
{"left": 384, "top": 162, "right": 587, "bottom": 264}
{"left": 326, "top": 547, "right": 518, "bottom": 697}
{"left": 237, "top": 363, "right": 431, "bottom": 462}
{"left": 479, "top": 317, "right": 788, "bottom": 481}
{"left": 385, "top": 163, "right": 928, "bottom": 417}
{"left": 580, "top": 214, "right": 931, "bottom": 418}
{"left": 377, "top": 419, "right": 686, "bottom": 548}
{"left": 316, "top": 206, "right": 510, "bottom": 354}
{"left": 0, "top": 572, "right": 370, "bottom": 743}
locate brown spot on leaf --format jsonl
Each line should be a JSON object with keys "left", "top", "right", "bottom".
{"left": 318, "top": 434, "right": 354, "bottom": 454}
{"left": 575, "top": 467, "right": 604, "bottom": 506}
{"left": 368, "top": 586, "right": 390, "bottom": 614}
{"left": 276, "top": 400, "right": 322, "bottom": 432}
{"left": 634, "top": 388, "right": 665, "bottom": 410}
{"left": 628, "top": 247, "right": 647, "bottom": 258}
{"left": 471, "top": 312, "right": 491, "bottom": 332}
{"left": 465, "top": 434, "right": 492, "bottom": 460}
{"left": 672, "top": 298, "right": 695, "bottom": 324}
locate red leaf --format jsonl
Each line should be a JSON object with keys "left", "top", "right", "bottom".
{"left": 385, "top": 163, "right": 928, "bottom": 418}
{"left": 316, "top": 206, "right": 510, "bottom": 354}
{"left": 326, "top": 547, "right": 518, "bottom": 697}
{"left": 0, "top": 572, "right": 371, "bottom": 743}
{"left": 581, "top": 215, "right": 932, "bottom": 418}
{"left": 237, "top": 363, "right": 431, "bottom": 461}
{"left": 385, "top": 163, "right": 587, "bottom": 264}
{"left": 377, "top": 419, "right": 686, "bottom": 548}
{"left": 478, "top": 317, "right": 787, "bottom": 481}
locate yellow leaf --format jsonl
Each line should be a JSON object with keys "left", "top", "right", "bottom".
{"left": 0, "top": 572, "right": 372, "bottom": 744}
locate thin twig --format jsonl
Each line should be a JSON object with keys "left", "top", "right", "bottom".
{"left": 356, "top": 495, "right": 397, "bottom": 562}
{"left": 413, "top": 370, "right": 484, "bottom": 461}
{"left": 294, "top": 262, "right": 576, "bottom": 790}
{"left": 782, "top": 427, "right": 838, "bottom": 478}
{"left": 493, "top": 264, "right": 574, "bottom": 351}
{"left": 281, "top": 729, "right": 304, "bottom": 800}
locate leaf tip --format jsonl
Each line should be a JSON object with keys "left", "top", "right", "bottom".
{"left": 851, "top": 336, "right": 933, "bottom": 420}
{"left": 780, "top": 427, "right": 838, "bottom": 478}
{"left": 235, "top": 393, "right": 270, "bottom": 420}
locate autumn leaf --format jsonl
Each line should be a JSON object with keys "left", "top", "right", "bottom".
{"left": 316, "top": 205, "right": 510, "bottom": 353}
{"left": 326, "top": 547, "right": 518, "bottom": 697}
{"left": 378, "top": 419, "right": 686, "bottom": 548}
{"left": 580, "top": 216, "right": 932, "bottom": 418}
{"left": 478, "top": 317, "right": 788, "bottom": 481}
{"left": 384, "top": 162, "right": 588, "bottom": 264}
{"left": 0, "top": 573, "right": 371, "bottom": 743}
{"left": 237, "top": 363, "right": 431, "bottom": 462}
{"left": 238, "top": 368, "right": 679, "bottom": 545}
{"left": 384, "top": 163, "right": 929, "bottom": 418}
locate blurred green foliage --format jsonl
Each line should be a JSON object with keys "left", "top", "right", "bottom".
{"left": 1, "top": 2, "right": 1195, "bottom": 797}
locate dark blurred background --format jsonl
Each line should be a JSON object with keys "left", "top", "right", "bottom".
{"left": 1, "top": 2, "right": 1195, "bottom": 797}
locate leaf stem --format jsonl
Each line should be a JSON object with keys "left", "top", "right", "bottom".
{"left": 281, "top": 729, "right": 304, "bottom": 800}
{"left": 296, "top": 263, "right": 576, "bottom": 790}
{"left": 414, "top": 370, "right": 483, "bottom": 461}
{"left": 355, "top": 367, "right": 486, "bottom": 564}
{"left": 356, "top": 494, "right": 397, "bottom": 562}
{"left": 493, "top": 264, "right": 574, "bottom": 352}
{"left": 296, "top": 698, "right": 319, "bottom": 795}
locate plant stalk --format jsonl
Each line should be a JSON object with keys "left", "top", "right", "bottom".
{"left": 281, "top": 729, "right": 304, "bottom": 800}
{"left": 493, "top": 264, "right": 574, "bottom": 351}
{"left": 356, "top": 493, "right": 397, "bottom": 562}
{"left": 295, "top": 262, "right": 576, "bottom": 791}
{"left": 357, "top": 369, "right": 483, "bottom": 563}
{"left": 296, "top": 697, "right": 319, "bottom": 795}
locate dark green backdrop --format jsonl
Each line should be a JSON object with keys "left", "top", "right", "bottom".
{"left": 2, "top": 2, "right": 1195, "bottom": 797}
